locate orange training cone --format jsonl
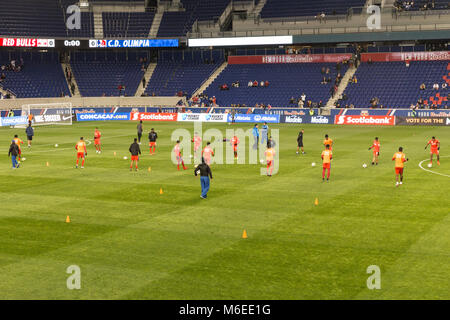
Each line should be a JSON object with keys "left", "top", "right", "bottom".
{"left": 114, "top": 151, "right": 116, "bottom": 156}
{"left": 148, "top": 167, "right": 151, "bottom": 172}
{"left": 46, "top": 161, "right": 50, "bottom": 167}
{"left": 314, "top": 198, "right": 319, "bottom": 206}
{"left": 242, "top": 229, "right": 248, "bottom": 239}
{"left": 160, "top": 188, "right": 163, "bottom": 195}
{"left": 66, "top": 216, "right": 70, "bottom": 223}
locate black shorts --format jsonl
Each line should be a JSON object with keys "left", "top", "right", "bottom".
{"left": 27, "top": 135, "right": 33, "bottom": 141}
{"left": 298, "top": 141, "right": 303, "bottom": 147}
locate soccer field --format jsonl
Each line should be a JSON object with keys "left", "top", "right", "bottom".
{"left": 0, "top": 121, "right": 449, "bottom": 299}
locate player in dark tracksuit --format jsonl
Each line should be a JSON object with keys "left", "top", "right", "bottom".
{"left": 148, "top": 128, "right": 158, "bottom": 155}
{"left": 296, "top": 129, "right": 305, "bottom": 154}
{"left": 137, "top": 121, "right": 143, "bottom": 144}
{"left": 129, "top": 138, "right": 141, "bottom": 171}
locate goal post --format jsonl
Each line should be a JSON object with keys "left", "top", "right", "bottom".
{"left": 20, "top": 102, "right": 73, "bottom": 126}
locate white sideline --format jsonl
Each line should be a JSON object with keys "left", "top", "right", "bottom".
{"left": 418, "top": 155, "right": 450, "bottom": 178}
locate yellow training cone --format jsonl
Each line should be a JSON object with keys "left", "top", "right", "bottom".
{"left": 114, "top": 151, "right": 116, "bottom": 156}
{"left": 242, "top": 229, "right": 248, "bottom": 239}
{"left": 160, "top": 188, "right": 163, "bottom": 195}
{"left": 46, "top": 162, "right": 50, "bottom": 167}
{"left": 66, "top": 216, "right": 71, "bottom": 223}
{"left": 314, "top": 198, "right": 319, "bottom": 206}
{"left": 148, "top": 167, "right": 151, "bottom": 172}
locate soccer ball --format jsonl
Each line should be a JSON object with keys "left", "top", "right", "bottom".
{"left": 123, "top": 156, "right": 128, "bottom": 160}
{"left": 54, "top": 144, "right": 58, "bottom": 148}
{"left": 427, "top": 163, "right": 432, "bottom": 168}
{"left": 362, "top": 163, "right": 367, "bottom": 168}
{"left": 311, "top": 162, "right": 316, "bottom": 167}
{"left": 260, "top": 159, "right": 264, "bottom": 164}
{"left": 190, "top": 155, "right": 193, "bottom": 158}
{"left": 22, "top": 157, "right": 26, "bottom": 161}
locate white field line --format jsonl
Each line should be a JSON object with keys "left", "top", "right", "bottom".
{"left": 418, "top": 155, "right": 450, "bottom": 178}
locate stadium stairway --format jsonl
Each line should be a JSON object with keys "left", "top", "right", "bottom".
{"left": 149, "top": 9, "right": 164, "bottom": 38}
{"left": 191, "top": 61, "right": 228, "bottom": 98}
{"left": 136, "top": 63, "right": 157, "bottom": 97}
{"left": 326, "top": 65, "right": 357, "bottom": 108}
{"left": 253, "top": 0, "right": 267, "bottom": 15}
{"left": 94, "top": 12, "right": 104, "bottom": 38}
{"left": 62, "top": 63, "right": 81, "bottom": 97}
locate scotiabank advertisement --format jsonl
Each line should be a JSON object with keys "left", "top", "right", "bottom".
{"left": 335, "top": 115, "right": 395, "bottom": 126}
{"left": 131, "top": 112, "right": 178, "bottom": 121}
{"left": 228, "top": 53, "right": 352, "bottom": 64}
{"left": 0, "top": 38, "right": 55, "bottom": 48}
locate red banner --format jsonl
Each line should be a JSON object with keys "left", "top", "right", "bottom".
{"left": 0, "top": 38, "right": 55, "bottom": 48}
{"left": 361, "top": 51, "right": 450, "bottom": 62}
{"left": 228, "top": 54, "right": 352, "bottom": 64}
{"left": 335, "top": 115, "right": 395, "bottom": 126}
{"left": 130, "top": 113, "right": 178, "bottom": 121}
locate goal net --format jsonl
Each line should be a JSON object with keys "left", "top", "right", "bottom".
{"left": 20, "top": 102, "right": 73, "bottom": 127}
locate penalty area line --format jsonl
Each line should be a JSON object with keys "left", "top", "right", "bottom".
{"left": 418, "top": 155, "right": 450, "bottom": 178}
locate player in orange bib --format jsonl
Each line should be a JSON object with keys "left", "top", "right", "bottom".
{"left": 368, "top": 137, "right": 380, "bottom": 165}
{"left": 13, "top": 135, "right": 24, "bottom": 162}
{"left": 75, "top": 137, "right": 87, "bottom": 168}
{"left": 202, "top": 142, "right": 214, "bottom": 165}
{"left": 323, "top": 134, "right": 333, "bottom": 151}
{"left": 94, "top": 127, "right": 102, "bottom": 154}
{"left": 265, "top": 147, "right": 276, "bottom": 176}
{"left": 392, "top": 147, "right": 408, "bottom": 187}
{"left": 425, "top": 136, "right": 440, "bottom": 166}
{"left": 94, "top": 128, "right": 101, "bottom": 154}
{"left": 230, "top": 135, "right": 240, "bottom": 159}
{"left": 321, "top": 144, "right": 332, "bottom": 182}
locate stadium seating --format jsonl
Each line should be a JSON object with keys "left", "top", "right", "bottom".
{"left": 344, "top": 61, "right": 450, "bottom": 108}
{"left": 260, "top": 0, "right": 366, "bottom": 18}
{"left": 157, "top": 0, "right": 230, "bottom": 37}
{"left": 204, "top": 63, "right": 346, "bottom": 107}
{"left": 0, "top": 0, "right": 66, "bottom": 37}
{"left": 396, "top": 0, "right": 449, "bottom": 11}
{"left": 145, "top": 49, "right": 224, "bottom": 96}
{"left": 103, "top": 12, "right": 155, "bottom": 38}
{"left": 71, "top": 51, "right": 146, "bottom": 97}
{"left": 0, "top": 51, "right": 70, "bottom": 98}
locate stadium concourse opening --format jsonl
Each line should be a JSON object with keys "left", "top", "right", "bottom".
{"left": 0, "top": 0, "right": 449, "bottom": 311}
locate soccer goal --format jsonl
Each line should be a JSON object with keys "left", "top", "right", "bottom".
{"left": 20, "top": 102, "right": 73, "bottom": 127}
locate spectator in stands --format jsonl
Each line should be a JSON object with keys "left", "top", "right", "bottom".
{"left": 220, "top": 84, "right": 229, "bottom": 91}
{"left": 325, "top": 67, "right": 330, "bottom": 75}
{"left": 352, "top": 75, "right": 358, "bottom": 84}
{"left": 0, "top": 73, "right": 5, "bottom": 82}
{"left": 321, "top": 67, "right": 326, "bottom": 75}
{"left": 264, "top": 80, "right": 269, "bottom": 87}
{"left": 301, "top": 93, "right": 306, "bottom": 102}
{"left": 260, "top": 81, "right": 264, "bottom": 87}
{"left": 142, "top": 77, "right": 146, "bottom": 89}
{"left": 336, "top": 62, "right": 341, "bottom": 73}
{"left": 420, "top": 83, "right": 426, "bottom": 90}
{"left": 248, "top": 81, "right": 253, "bottom": 87}
{"left": 433, "top": 83, "right": 439, "bottom": 90}
{"left": 289, "top": 97, "right": 296, "bottom": 104}
{"left": 253, "top": 80, "right": 258, "bottom": 87}
{"left": 298, "top": 99, "right": 304, "bottom": 108}
{"left": 321, "top": 76, "right": 327, "bottom": 85}
{"left": 442, "top": 83, "right": 448, "bottom": 89}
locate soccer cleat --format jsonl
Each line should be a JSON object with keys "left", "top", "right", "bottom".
{"left": 399, "top": 182, "right": 403, "bottom": 185}
{"left": 75, "top": 165, "right": 78, "bottom": 169}
{"left": 296, "top": 151, "right": 299, "bottom": 154}
{"left": 81, "top": 166, "right": 84, "bottom": 169}
{"left": 200, "top": 195, "right": 205, "bottom": 199}
{"left": 437, "top": 161, "right": 440, "bottom": 165}
{"left": 396, "top": 182, "right": 399, "bottom": 187}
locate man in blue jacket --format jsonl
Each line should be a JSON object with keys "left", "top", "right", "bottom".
{"left": 260, "top": 122, "right": 268, "bottom": 146}
{"left": 252, "top": 124, "right": 259, "bottom": 150}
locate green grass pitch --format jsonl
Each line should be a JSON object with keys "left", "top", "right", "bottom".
{"left": 0, "top": 121, "right": 449, "bottom": 299}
